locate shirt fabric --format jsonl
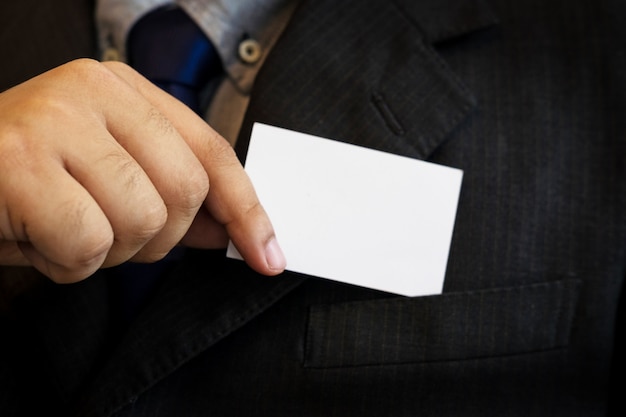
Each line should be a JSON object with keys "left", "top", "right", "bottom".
{"left": 96, "top": 0, "right": 299, "bottom": 144}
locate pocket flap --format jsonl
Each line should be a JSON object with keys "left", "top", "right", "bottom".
{"left": 305, "top": 279, "right": 581, "bottom": 368}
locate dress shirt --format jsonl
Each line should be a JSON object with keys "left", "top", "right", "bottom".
{"left": 96, "top": 0, "right": 299, "bottom": 144}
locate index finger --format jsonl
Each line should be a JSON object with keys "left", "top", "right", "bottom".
{"left": 104, "top": 61, "right": 286, "bottom": 276}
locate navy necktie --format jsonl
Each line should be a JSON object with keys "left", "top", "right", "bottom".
{"left": 109, "top": 6, "right": 222, "bottom": 325}
{"left": 127, "top": 5, "right": 222, "bottom": 114}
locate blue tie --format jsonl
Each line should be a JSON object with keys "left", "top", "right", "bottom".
{"left": 127, "top": 5, "right": 222, "bottom": 114}
{"left": 109, "top": 6, "right": 222, "bottom": 325}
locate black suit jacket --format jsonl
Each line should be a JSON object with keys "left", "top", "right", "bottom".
{"left": 1, "top": 0, "right": 625, "bottom": 416}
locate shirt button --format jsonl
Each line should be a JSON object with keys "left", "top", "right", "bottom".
{"left": 238, "top": 38, "right": 262, "bottom": 64}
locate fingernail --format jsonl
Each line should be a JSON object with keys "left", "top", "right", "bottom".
{"left": 265, "top": 237, "right": 287, "bottom": 272}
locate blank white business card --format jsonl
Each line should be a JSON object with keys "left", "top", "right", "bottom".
{"left": 227, "top": 123, "right": 463, "bottom": 297}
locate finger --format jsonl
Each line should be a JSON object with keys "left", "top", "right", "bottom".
{"left": 2, "top": 161, "right": 113, "bottom": 283}
{"left": 203, "top": 151, "right": 287, "bottom": 275}
{"left": 60, "top": 126, "right": 169, "bottom": 267}
{"left": 92, "top": 62, "right": 209, "bottom": 263}
{"left": 105, "top": 61, "right": 286, "bottom": 275}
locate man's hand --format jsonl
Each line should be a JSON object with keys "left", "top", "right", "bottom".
{"left": 0, "top": 59, "right": 286, "bottom": 283}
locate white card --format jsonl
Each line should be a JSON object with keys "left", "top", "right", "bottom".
{"left": 227, "top": 123, "right": 463, "bottom": 297}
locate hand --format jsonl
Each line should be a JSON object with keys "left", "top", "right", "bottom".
{"left": 0, "top": 59, "right": 286, "bottom": 283}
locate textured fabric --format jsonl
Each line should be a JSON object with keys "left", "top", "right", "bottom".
{"left": 126, "top": 5, "right": 222, "bottom": 113}
{"left": 304, "top": 280, "right": 581, "bottom": 367}
{"left": 0, "top": 0, "right": 96, "bottom": 91}
{"left": 1, "top": 0, "right": 625, "bottom": 416}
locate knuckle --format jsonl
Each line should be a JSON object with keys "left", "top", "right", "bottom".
{"left": 192, "top": 128, "right": 238, "bottom": 169}
{"left": 72, "top": 236, "right": 111, "bottom": 268}
{"left": 62, "top": 202, "right": 114, "bottom": 267}
{"left": 0, "top": 108, "right": 63, "bottom": 169}
{"left": 175, "top": 168, "right": 210, "bottom": 212}
{"left": 62, "top": 58, "right": 104, "bottom": 76}
{"left": 63, "top": 57, "right": 103, "bottom": 72}
{"left": 221, "top": 199, "right": 263, "bottom": 228}
{"left": 99, "top": 151, "right": 169, "bottom": 245}
{"left": 0, "top": 61, "right": 114, "bottom": 159}
{"left": 239, "top": 200, "right": 264, "bottom": 224}
{"left": 128, "top": 201, "right": 168, "bottom": 243}
{"left": 100, "top": 59, "right": 131, "bottom": 73}
{"left": 58, "top": 231, "right": 112, "bottom": 281}
{"left": 58, "top": 59, "right": 130, "bottom": 106}
{"left": 207, "top": 133, "right": 238, "bottom": 165}
{"left": 146, "top": 106, "right": 176, "bottom": 136}
{"left": 101, "top": 60, "right": 140, "bottom": 83}
{"left": 31, "top": 199, "right": 113, "bottom": 282}
{"left": 107, "top": 150, "right": 146, "bottom": 191}
{"left": 0, "top": 129, "right": 37, "bottom": 172}
{"left": 104, "top": 152, "right": 168, "bottom": 239}
{"left": 63, "top": 58, "right": 119, "bottom": 87}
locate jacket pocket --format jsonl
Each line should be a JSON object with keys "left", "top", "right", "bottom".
{"left": 304, "top": 279, "right": 581, "bottom": 368}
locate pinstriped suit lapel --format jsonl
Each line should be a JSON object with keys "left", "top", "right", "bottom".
{"left": 71, "top": 251, "right": 304, "bottom": 417}
{"left": 237, "top": 0, "right": 497, "bottom": 163}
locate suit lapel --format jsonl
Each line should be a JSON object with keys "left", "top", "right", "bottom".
{"left": 395, "top": 0, "right": 498, "bottom": 44}
{"left": 237, "top": 0, "right": 497, "bottom": 162}
{"left": 71, "top": 251, "right": 303, "bottom": 416}
{"left": 74, "top": 1, "right": 497, "bottom": 415}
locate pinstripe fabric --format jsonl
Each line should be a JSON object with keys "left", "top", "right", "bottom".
{"left": 236, "top": 0, "right": 488, "bottom": 161}
{"left": 0, "top": 0, "right": 96, "bottom": 91}
{"left": 304, "top": 280, "right": 581, "bottom": 367}
{"left": 1, "top": 0, "right": 625, "bottom": 416}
